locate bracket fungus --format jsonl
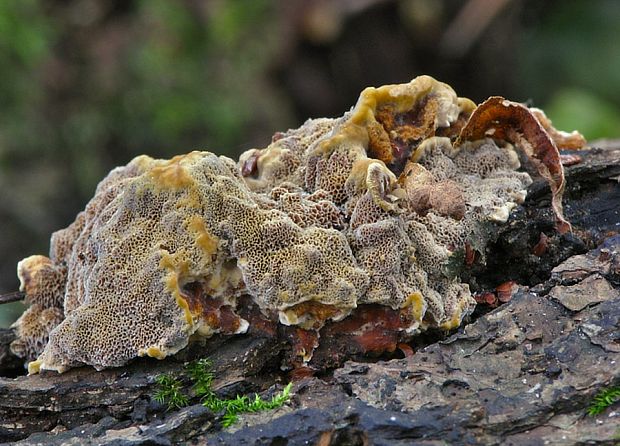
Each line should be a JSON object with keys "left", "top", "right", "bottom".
{"left": 10, "top": 75, "right": 585, "bottom": 374}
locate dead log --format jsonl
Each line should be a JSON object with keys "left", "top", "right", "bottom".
{"left": 1, "top": 140, "right": 620, "bottom": 445}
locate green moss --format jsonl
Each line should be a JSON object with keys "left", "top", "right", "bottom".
{"left": 203, "top": 383, "right": 292, "bottom": 427}
{"left": 187, "top": 357, "right": 292, "bottom": 427}
{"left": 153, "top": 373, "right": 189, "bottom": 411}
{"left": 587, "top": 385, "right": 620, "bottom": 416}
{"left": 186, "top": 357, "right": 215, "bottom": 398}
{"left": 152, "top": 358, "right": 292, "bottom": 426}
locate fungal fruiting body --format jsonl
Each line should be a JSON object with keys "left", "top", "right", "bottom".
{"left": 11, "top": 76, "right": 585, "bottom": 373}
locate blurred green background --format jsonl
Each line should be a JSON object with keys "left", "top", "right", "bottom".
{"left": 1, "top": 0, "right": 620, "bottom": 327}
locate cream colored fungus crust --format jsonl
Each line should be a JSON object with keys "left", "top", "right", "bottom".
{"left": 12, "top": 76, "right": 582, "bottom": 373}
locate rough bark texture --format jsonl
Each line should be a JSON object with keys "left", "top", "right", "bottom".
{"left": 2, "top": 141, "right": 620, "bottom": 445}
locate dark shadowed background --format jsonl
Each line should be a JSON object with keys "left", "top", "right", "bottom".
{"left": 1, "top": 0, "right": 620, "bottom": 326}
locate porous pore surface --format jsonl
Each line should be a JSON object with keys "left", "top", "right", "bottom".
{"left": 13, "top": 76, "right": 551, "bottom": 372}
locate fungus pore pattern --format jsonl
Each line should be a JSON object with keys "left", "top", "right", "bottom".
{"left": 11, "top": 76, "right": 584, "bottom": 373}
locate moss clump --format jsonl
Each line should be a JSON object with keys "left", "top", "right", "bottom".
{"left": 203, "top": 382, "right": 292, "bottom": 428}
{"left": 153, "top": 358, "right": 292, "bottom": 427}
{"left": 587, "top": 385, "right": 620, "bottom": 416}
{"left": 154, "top": 374, "right": 189, "bottom": 411}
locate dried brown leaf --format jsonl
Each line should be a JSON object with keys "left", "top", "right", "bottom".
{"left": 456, "top": 97, "right": 571, "bottom": 234}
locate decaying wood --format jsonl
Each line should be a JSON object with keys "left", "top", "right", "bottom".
{"left": 1, "top": 140, "right": 620, "bottom": 445}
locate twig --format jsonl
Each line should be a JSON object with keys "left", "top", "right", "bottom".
{"left": 0, "top": 291, "right": 25, "bottom": 304}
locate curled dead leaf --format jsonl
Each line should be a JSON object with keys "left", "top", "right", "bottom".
{"left": 456, "top": 97, "right": 572, "bottom": 234}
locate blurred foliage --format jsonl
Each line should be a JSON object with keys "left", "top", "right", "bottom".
{"left": 1, "top": 0, "right": 619, "bottom": 327}
{"left": 0, "top": 0, "right": 292, "bottom": 327}
{"left": 545, "top": 89, "right": 620, "bottom": 141}
{"left": 517, "top": 0, "right": 620, "bottom": 140}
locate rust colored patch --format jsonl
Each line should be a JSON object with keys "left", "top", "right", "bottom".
{"left": 474, "top": 291, "right": 498, "bottom": 307}
{"left": 289, "top": 366, "right": 316, "bottom": 381}
{"left": 181, "top": 282, "right": 242, "bottom": 334}
{"left": 235, "top": 295, "right": 277, "bottom": 337}
{"left": 325, "top": 305, "right": 400, "bottom": 333}
{"left": 456, "top": 97, "right": 571, "bottom": 234}
{"left": 217, "top": 305, "right": 241, "bottom": 333}
{"left": 180, "top": 282, "right": 204, "bottom": 314}
{"left": 353, "top": 328, "right": 399, "bottom": 355}
{"left": 496, "top": 281, "right": 518, "bottom": 303}
{"left": 389, "top": 96, "right": 439, "bottom": 143}
{"left": 397, "top": 343, "right": 415, "bottom": 357}
{"left": 307, "top": 305, "right": 416, "bottom": 368}
{"left": 316, "top": 431, "right": 335, "bottom": 446}
{"left": 234, "top": 298, "right": 421, "bottom": 370}
{"left": 286, "top": 301, "right": 341, "bottom": 329}
{"left": 367, "top": 120, "right": 393, "bottom": 166}
{"left": 370, "top": 95, "right": 440, "bottom": 175}
{"left": 349, "top": 306, "right": 416, "bottom": 354}
{"left": 283, "top": 327, "right": 320, "bottom": 364}
{"left": 532, "top": 232, "right": 549, "bottom": 257}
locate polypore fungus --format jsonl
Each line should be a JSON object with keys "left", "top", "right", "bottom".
{"left": 11, "top": 76, "right": 585, "bottom": 373}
